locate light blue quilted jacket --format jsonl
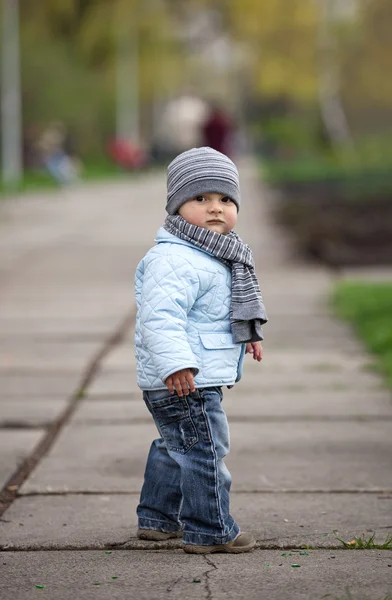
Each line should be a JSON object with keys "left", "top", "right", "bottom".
{"left": 134, "top": 227, "right": 245, "bottom": 390}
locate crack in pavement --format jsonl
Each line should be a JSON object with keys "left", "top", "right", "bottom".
{"left": 0, "top": 309, "right": 135, "bottom": 518}
{"left": 203, "top": 555, "right": 218, "bottom": 600}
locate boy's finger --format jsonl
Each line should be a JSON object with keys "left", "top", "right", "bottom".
{"left": 186, "top": 372, "right": 196, "bottom": 392}
{"left": 166, "top": 377, "right": 174, "bottom": 394}
{"left": 172, "top": 376, "right": 183, "bottom": 397}
{"left": 180, "top": 375, "right": 190, "bottom": 395}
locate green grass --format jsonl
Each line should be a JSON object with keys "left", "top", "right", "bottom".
{"left": 0, "top": 158, "right": 136, "bottom": 197}
{"left": 336, "top": 533, "right": 392, "bottom": 550}
{"left": 260, "top": 130, "right": 392, "bottom": 194}
{"left": 0, "top": 170, "right": 58, "bottom": 195}
{"left": 261, "top": 158, "right": 392, "bottom": 196}
{"left": 333, "top": 282, "right": 392, "bottom": 389}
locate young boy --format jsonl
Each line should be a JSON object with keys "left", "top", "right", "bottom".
{"left": 134, "top": 146, "right": 267, "bottom": 554}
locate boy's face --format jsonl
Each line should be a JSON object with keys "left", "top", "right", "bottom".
{"left": 178, "top": 192, "right": 237, "bottom": 234}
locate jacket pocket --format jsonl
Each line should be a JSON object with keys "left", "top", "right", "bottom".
{"left": 199, "top": 332, "right": 237, "bottom": 349}
{"left": 197, "top": 332, "right": 241, "bottom": 384}
{"left": 144, "top": 391, "right": 198, "bottom": 454}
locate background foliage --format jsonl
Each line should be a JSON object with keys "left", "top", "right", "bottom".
{"left": 3, "top": 0, "right": 392, "bottom": 160}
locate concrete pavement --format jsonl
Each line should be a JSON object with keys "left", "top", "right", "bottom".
{"left": 0, "top": 164, "right": 391, "bottom": 600}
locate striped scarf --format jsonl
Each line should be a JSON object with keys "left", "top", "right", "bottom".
{"left": 164, "top": 215, "right": 268, "bottom": 344}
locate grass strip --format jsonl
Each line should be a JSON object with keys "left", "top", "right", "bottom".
{"left": 333, "top": 282, "right": 392, "bottom": 389}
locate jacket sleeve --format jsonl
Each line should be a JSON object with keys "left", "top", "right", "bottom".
{"left": 139, "top": 253, "right": 200, "bottom": 384}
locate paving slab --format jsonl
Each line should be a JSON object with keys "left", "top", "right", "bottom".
{"left": 0, "top": 317, "right": 119, "bottom": 339}
{"left": 0, "top": 341, "right": 99, "bottom": 372}
{"left": 0, "top": 550, "right": 391, "bottom": 600}
{"left": 0, "top": 398, "right": 69, "bottom": 426}
{"left": 245, "top": 349, "right": 373, "bottom": 372}
{"left": 18, "top": 424, "right": 156, "bottom": 494}
{"left": 260, "top": 316, "right": 363, "bottom": 352}
{"left": 227, "top": 421, "right": 392, "bottom": 491}
{"left": 70, "top": 399, "right": 147, "bottom": 424}
{"left": 99, "top": 344, "right": 136, "bottom": 371}
{"left": 18, "top": 421, "right": 392, "bottom": 494}
{"left": 87, "top": 370, "right": 137, "bottom": 396}
{"left": 1, "top": 493, "right": 391, "bottom": 550}
{"left": 0, "top": 294, "right": 130, "bottom": 321}
{"left": 225, "top": 390, "right": 392, "bottom": 419}
{"left": 237, "top": 371, "right": 386, "bottom": 394}
{"left": 208, "top": 551, "right": 392, "bottom": 600}
{"left": 0, "top": 373, "right": 82, "bottom": 397}
{"left": 0, "top": 430, "right": 44, "bottom": 488}
{"left": 84, "top": 391, "right": 141, "bottom": 402}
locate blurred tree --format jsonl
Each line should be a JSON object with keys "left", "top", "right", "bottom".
{"left": 18, "top": 0, "right": 186, "bottom": 156}
{"left": 226, "top": 0, "right": 319, "bottom": 103}
{"left": 15, "top": 0, "right": 392, "bottom": 159}
{"left": 339, "top": 0, "right": 392, "bottom": 117}
{"left": 224, "top": 0, "right": 392, "bottom": 143}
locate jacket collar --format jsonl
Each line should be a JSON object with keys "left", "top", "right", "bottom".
{"left": 155, "top": 226, "right": 203, "bottom": 252}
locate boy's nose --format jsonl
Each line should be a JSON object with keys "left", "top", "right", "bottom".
{"left": 209, "top": 202, "right": 223, "bottom": 213}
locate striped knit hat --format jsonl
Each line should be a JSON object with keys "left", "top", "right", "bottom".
{"left": 166, "top": 147, "right": 240, "bottom": 215}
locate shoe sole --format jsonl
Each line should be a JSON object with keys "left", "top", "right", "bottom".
{"left": 137, "top": 529, "right": 182, "bottom": 541}
{"left": 183, "top": 540, "right": 256, "bottom": 554}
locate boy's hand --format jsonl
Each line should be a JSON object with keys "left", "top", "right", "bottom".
{"left": 165, "top": 368, "right": 196, "bottom": 397}
{"left": 246, "top": 342, "right": 263, "bottom": 362}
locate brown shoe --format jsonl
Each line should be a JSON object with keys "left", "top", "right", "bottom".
{"left": 137, "top": 528, "right": 182, "bottom": 541}
{"left": 183, "top": 532, "right": 256, "bottom": 554}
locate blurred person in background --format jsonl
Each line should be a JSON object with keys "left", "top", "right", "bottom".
{"left": 37, "top": 121, "right": 80, "bottom": 185}
{"left": 153, "top": 94, "right": 209, "bottom": 161}
{"left": 201, "top": 104, "right": 234, "bottom": 157}
{"left": 106, "top": 137, "right": 148, "bottom": 170}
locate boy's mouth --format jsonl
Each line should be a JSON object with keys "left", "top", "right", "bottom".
{"left": 206, "top": 219, "right": 224, "bottom": 224}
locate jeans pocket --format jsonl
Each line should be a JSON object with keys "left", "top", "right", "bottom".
{"left": 146, "top": 392, "right": 198, "bottom": 454}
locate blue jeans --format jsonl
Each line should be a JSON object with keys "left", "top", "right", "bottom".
{"left": 137, "top": 387, "right": 240, "bottom": 546}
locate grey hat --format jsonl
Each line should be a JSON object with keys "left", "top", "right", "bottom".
{"left": 166, "top": 147, "right": 240, "bottom": 214}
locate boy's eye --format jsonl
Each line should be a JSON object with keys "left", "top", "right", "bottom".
{"left": 221, "top": 196, "right": 233, "bottom": 203}
{"left": 195, "top": 195, "right": 206, "bottom": 202}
